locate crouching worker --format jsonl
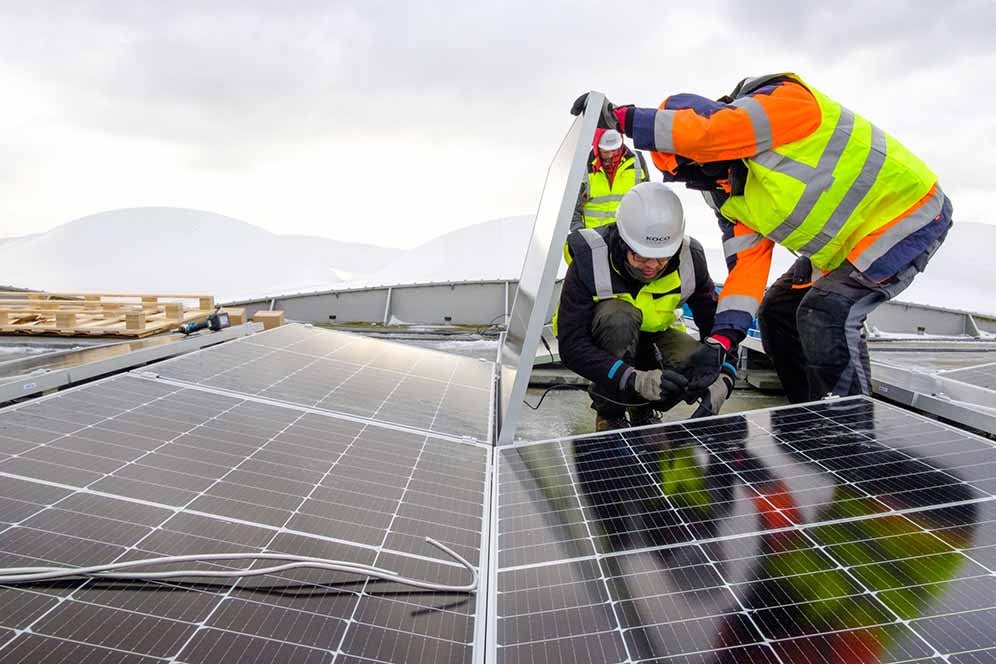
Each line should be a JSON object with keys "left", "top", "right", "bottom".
{"left": 556, "top": 182, "right": 737, "bottom": 432}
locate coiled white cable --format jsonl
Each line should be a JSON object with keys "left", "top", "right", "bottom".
{"left": 0, "top": 537, "right": 477, "bottom": 593}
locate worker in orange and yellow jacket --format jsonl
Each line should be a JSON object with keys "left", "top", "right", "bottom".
{"left": 572, "top": 74, "right": 952, "bottom": 403}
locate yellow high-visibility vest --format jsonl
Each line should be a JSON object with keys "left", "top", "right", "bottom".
{"left": 719, "top": 74, "right": 941, "bottom": 273}
{"left": 582, "top": 153, "right": 647, "bottom": 229}
{"left": 554, "top": 226, "right": 695, "bottom": 335}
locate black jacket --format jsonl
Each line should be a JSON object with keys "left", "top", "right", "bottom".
{"left": 557, "top": 225, "right": 717, "bottom": 389}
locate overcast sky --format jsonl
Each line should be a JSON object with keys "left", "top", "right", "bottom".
{"left": 1, "top": 1, "right": 993, "bottom": 249}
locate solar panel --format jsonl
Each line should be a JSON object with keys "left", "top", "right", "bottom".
{"left": 496, "top": 94, "right": 602, "bottom": 445}
{"left": 145, "top": 323, "right": 495, "bottom": 443}
{"left": 0, "top": 373, "right": 489, "bottom": 663}
{"left": 494, "top": 397, "right": 996, "bottom": 663}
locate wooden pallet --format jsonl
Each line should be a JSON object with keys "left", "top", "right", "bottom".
{"left": 0, "top": 292, "right": 216, "bottom": 338}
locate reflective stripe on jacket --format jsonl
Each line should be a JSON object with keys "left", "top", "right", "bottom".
{"left": 717, "top": 74, "right": 941, "bottom": 274}
{"left": 631, "top": 73, "right": 945, "bottom": 333}
{"left": 564, "top": 226, "right": 696, "bottom": 333}
{"left": 582, "top": 152, "right": 647, "bottom": 228}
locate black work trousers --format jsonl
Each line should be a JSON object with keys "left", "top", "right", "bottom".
{"left": 589, "top": 299, "right": 700, "bottom": 417}
{"left": 758, "top": 244, "right": 943, "bottom": 403}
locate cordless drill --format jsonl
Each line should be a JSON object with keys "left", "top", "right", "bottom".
{"left": 177, "top": 310, "right": 231, "bottom": 335}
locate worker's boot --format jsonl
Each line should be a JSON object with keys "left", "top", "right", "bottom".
{"left": 628, "top": 406, "right": 663, "bottom": 428}
{"left": 595, "top": 413, "right": 630, "bottom": 432}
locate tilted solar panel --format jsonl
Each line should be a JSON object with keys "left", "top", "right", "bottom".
{"left": 0, "top": 374, "right": 488, "bottom": 663}
{"left": 494, "top": 397, "right": 996, "bottom": 663}
{"left": 145, "top": 324, "right": 495, "bottom": 444}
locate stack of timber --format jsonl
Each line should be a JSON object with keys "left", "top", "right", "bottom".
{"left": 0, "top": 292, "right": 216, "bottom": 338}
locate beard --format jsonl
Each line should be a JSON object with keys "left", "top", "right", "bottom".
{"left": 624, "top": 260, "right": 666, "bottom": 284}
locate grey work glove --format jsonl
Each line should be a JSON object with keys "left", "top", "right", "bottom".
{"left": 690, "top": 373, "right": 735, "bottom": 419}
{"left": 629, "top": 368, "right": 689, "bottom": 402}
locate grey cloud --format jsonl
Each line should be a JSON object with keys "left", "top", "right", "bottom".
{"left": 722, "top": 0, "right": 996, "bottom": 70}
{"left": 0, "top": 1, "right": 656, "bottom": 154}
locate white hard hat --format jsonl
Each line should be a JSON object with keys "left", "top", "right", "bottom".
{"left": 598, "top": 129, "right": 623, "bottom": 151}
{"left": 616, "top": 182, "right": 685, "bottom": 258}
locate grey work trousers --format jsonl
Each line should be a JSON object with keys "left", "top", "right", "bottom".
{"left": 757, "top": 228, "right": 947, "bottom": 403}
{"left": 589, "top": 299, "right": 700, "bottom": 418}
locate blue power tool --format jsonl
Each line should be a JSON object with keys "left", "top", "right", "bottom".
{"left": 177, "top": 310, "right": 231, "bottom": 335}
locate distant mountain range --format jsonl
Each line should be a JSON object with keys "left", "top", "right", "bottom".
{"left": 0, "top": 208, "right": 403, "bottom": 301}
{"left": 2, "top": 207, "right": 992, "bottom": 315}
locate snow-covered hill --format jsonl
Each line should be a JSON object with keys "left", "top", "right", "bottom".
{"left": 1, "top": 208, "right": 402, "bottom": 301}
{"left": 340, "top": 215, "right": 534, "bottom": 287}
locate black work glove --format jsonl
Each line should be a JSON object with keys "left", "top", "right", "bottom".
{"left": 690, "top": 372, "right": 735, "bottom": 419}
{"left": 628, "top": 368, "right": 689, "bottom": 402}
{"left": 686, "top": 335, "right": 732, "bottom": 393}
{"left": 570, "top": 93, "right": 634, "bottom": 132}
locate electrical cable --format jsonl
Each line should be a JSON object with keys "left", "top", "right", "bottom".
{"left": 0, "top": 537, "right": 477, "bottom": 594}
{"left": 539, "top": 334, "right": 556, "bottom": 364}
{"left": 522, "top": 383, "right": 654, "bottom": 410}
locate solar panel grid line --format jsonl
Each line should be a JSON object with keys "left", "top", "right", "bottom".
{"left": 781, "top": 403, "right": 996, "bottom": 498}
{"left": 494, "top": 531, "right": 954, "bottom": 662}
{"left": 816, "top": 505, "right": 996, "bottom": 574}
{"left": 365, "top": 351, "right": 453, "bottom": 432}
{"left": 0, "top": 386, "right": 245, "bottom": 521}
{"left": 148, "top": 328, "right": 334, "bottom": 389}
{"left": 718, "top": 406, "right": 992, "bottom": 530}
{"left": 498, "top": 410, "right": 996, "bottom": 572}
{"left": 561, "top": 435, "right": 780, "bottom": 661}
{"left": 495, "top": 494, "right": 996, "bottom": 576}
{"left": 170, "top": 416, "right": 407, "bottom": 664}
{"left": 832, "top": 396, "right": 996, "bottom": 451}
{"left": 0, "top": 398, "right": 311, "bottom": 661}
{"left": 493, "top": 396, "right": 996, "bottom": 661}
{"left": 252, "top": 340, "right": 374, "bottom": 407}
{"left": 534, "top": 442, "right": 634, "bottom": 663}
{"left": 0, "top": 383, "right": 487, "bottom": 662}
{"left": 761, "top": 518, "right": 951, "bottom": 659}
{"left": 139, "top": 373, "right": 489, "bottom": 449}
{"left": 9, "top": 387, "right": 309, "bottom": 512}
{"left": 6, "top": 633, "right": 170, "bottom": 664}
{"left": 0, "top": 468, "right": 475, "bottom": 571}
{"left": 0, "top": 380, "right": 187, "bottom": 463}
{"left": 157, "top": 324, "right": 362, "bottom": 381}
{"left": 328, "top": 424, "right": 451, "bottom": 663}
{"left": 495, "top": 440, "right": 632, "bottom": 662}
{"left": 501, "top": 396, "right": 877, "bottom": 450}
{"left": 694, "top": 409, "right": 987, "bottom": 505}
{"left": 639, "top": 425, "right": 789, "bottom": 664}
{"left": 140, "top": 326, "right": 495, "bottom": 444}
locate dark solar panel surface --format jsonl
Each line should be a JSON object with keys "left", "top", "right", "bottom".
{"left": 6, "top": 341, "right": 996, "bottom": 663}
{"left": 942, "top": 362, "right": 996, "bottom": 392}
{"left": 0, "top": 374, "right": 487, "bottom": 663}
{"left": 496, "top": 398, "right": 996, "bottom": 663}
{"left": 148, "top": 324, "right": 495, "bottom": 443}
